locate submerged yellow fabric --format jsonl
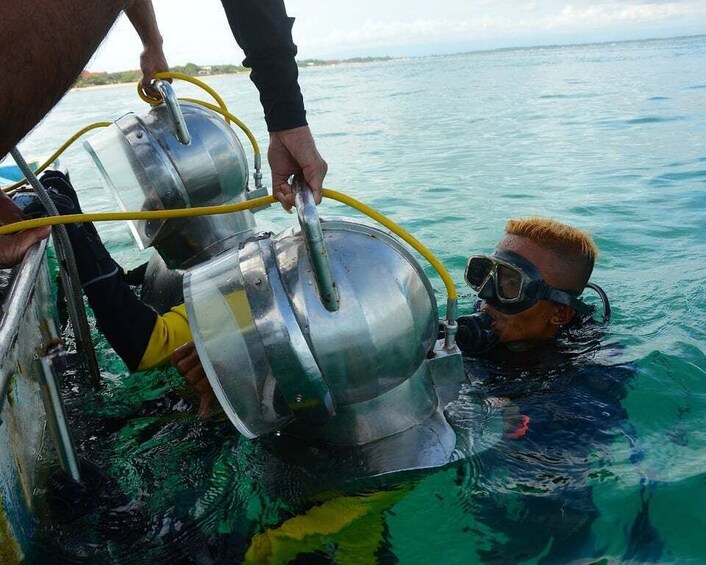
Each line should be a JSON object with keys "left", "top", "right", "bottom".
{"left": 244, "top": 488, "right": 411, "bottom": 564}
{"left": 138, "top": 303, "right": 193, "bottom": 370}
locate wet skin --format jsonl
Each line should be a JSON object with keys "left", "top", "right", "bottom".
{"left": 480, "top": 235, "right": 576, "bottom": 344}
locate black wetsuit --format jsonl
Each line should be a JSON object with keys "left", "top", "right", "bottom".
{"left": 220, "top": 0, "right": 307, "bottom": 131}
{"left": 456, "top": 327, "right": 662, "bottom": 563}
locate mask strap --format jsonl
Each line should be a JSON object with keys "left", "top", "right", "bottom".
{"left": 542, "top": 283, "right": 611, "bottom": 324}
{"left": 585, "top": 282, "right": 611, "bottom": 325}
{"left": 541, "top": 286, "right": 593, "bottom": 316}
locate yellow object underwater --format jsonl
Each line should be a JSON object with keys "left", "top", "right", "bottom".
{"left": 244, "top": 487, "right": 411, "bottom": 565}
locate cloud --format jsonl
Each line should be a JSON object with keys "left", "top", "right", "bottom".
{"left": 295, "top": 1, "right": 706, "bottom": 52}
{"left": 553, "top": 1, "right": 701, "bottom": 27}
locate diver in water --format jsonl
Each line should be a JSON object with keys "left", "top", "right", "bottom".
{"left": 439, "top": 219, "right": 662, "bottom": 564}
{"left": 451, "top": 217, "right": 603, "bottom": 358}
{"left": 13, "top": 171, "right": 193, "bottom": 369}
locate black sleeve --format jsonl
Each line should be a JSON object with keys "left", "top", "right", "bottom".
{"left": 220, "top": 0, "right": 307, "bottom": 132}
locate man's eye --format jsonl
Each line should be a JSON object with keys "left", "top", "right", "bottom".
{"left": 497, "top": 266, "right": 522, "bottom": 299}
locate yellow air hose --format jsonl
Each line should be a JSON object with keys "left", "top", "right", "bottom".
{"left": 0, "top": 190, "right": 457, "bottom": 303}
{"left": 2, "top": 122, "right": 111, "bottom": 193}
{"left": 1, "top": 74, "right": 457, "bottom": 313}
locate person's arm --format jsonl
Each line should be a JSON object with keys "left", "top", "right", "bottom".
{"left": 124, "top": 0, "right": 169, "bottom": 99}
{"left": 0, "top": 191, "right": 50, "bottom": 267}
{"left": 220, "top": 0, "right": 327, "bottom": 211}
{"left": 221, "top": 0, "right": 305, "bottom": 132}
{"left": 0, "top": 0, "right": 127, "bottom": 159}
{"left": 0, "top": 190, "right": 25, "bottom": 225}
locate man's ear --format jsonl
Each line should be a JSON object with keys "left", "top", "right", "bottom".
{"left": 550, "top": 304, "right": 574, "bottom": 326}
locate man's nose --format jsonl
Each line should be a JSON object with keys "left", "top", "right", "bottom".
{"left": 477, "top": 276, "right": 497, "bottom": 302}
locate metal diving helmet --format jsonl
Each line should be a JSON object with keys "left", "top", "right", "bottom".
{"left": 184, "top": 182, "right": 465, "bottom": 478}
{"left": 84, "top": 80, "right": 268, "bottom": 312}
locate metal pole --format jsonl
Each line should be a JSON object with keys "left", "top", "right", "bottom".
{"left": 9, "top": 147, "right": 101, "bottom": 386}
{"left": 0, "top": 241, "right": 46, "bottom": 415}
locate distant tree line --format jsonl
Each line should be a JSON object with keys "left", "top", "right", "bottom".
{"left": 74, "top": 56, "right": 396, "bottom": 88}
{"left": 74, "top": 62, "right": 247, "bottom": 88}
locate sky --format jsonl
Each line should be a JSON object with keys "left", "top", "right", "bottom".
{"left": 88, "top": 0, "right": 706, "bottom": 72}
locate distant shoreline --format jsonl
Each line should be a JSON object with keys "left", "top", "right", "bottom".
{"left": 73, "top": 57, "right": 396, "bottom": 90}
{"left": 72, "top": 72, "right": 240, "bottom": 91}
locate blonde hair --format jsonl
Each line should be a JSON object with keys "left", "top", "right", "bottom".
{"left": 505, "top": 217, "right": 598, "bottom": 289}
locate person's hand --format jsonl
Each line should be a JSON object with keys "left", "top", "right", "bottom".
{"left": 171, "top": 341, "right": 215, "bottom": 418}
{"left": 139, "top": 43, "right": 169, "bottom": 100}
{"left": 125, "top": 0, "right": 170, "bottom": 100}
{"left": 0, "top": 190, "right": 25, "bottom": 224}
{"left": 0, "top": 227, "right": 52, "bottom": 268}
{"left": 268, "top": 125, "right": 328, "bottom": 212}
{"left": 0, "top": 191, "right": 50, "bottom": 268}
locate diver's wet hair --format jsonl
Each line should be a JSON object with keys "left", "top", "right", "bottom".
{"left": 504, "top": 217, "right": 598, "bottom": 290}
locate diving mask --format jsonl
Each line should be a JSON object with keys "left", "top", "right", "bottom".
{"left": 464, "top": 250, "right": 592, "bottom": 316}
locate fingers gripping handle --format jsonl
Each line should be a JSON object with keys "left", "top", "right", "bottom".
{"left": 293, "top": 178, "right": 340, "bottom": 312}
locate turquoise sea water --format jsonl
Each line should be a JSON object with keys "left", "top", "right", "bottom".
{"left": 15, "top": 35, "right": 706, "bottom": 563}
